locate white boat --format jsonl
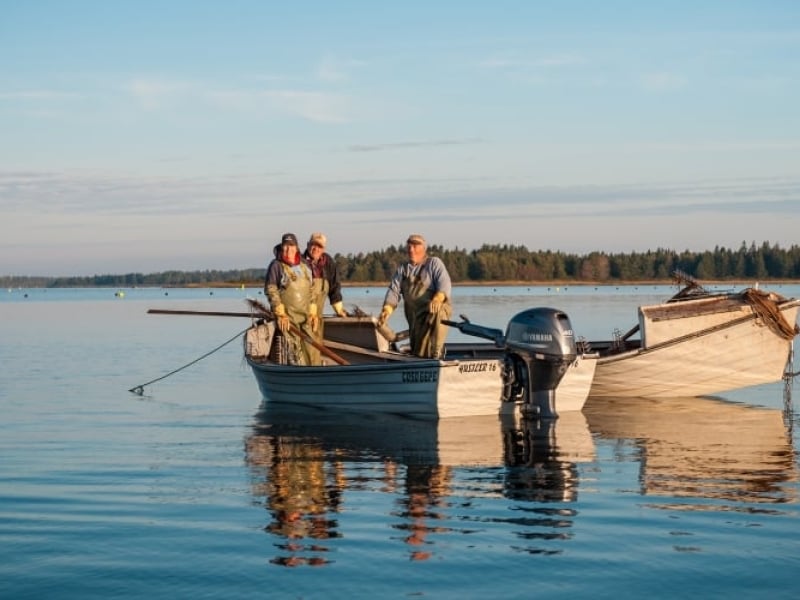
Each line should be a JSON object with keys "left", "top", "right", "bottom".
{"left": 244, "top": 307, "right": 597, "bottom": 419}
{"left": 587, "top": 280, "right": 800, "bottom": 398}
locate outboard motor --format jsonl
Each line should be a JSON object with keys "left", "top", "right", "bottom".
{"left": 503, "top": 308, "right": 577, "bottom": 419}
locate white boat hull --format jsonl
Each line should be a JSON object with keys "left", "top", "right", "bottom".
{"left": 248, "top": 353, "right": 595, "bottom": 418}
{"left": 245, "top": 317, "right": 595, "bottom": 418}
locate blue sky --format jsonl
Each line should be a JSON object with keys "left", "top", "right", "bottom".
{"left": 2, "top": 1, "right": 799, "bottom": 276}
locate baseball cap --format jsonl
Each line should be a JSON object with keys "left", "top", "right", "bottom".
{"left": 281, "top": 233, "right": 298, "bottom": 246}
{"left": 406, "top": 234, "right": 426, "bottom": 245}
{"left": 308, "top": 232, "right": 327, "bottom": 248}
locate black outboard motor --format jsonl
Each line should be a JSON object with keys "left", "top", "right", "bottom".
{"left": 503, "top": 308, "right": 577, "bottom": 419}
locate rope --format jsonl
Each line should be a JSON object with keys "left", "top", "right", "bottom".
{"left": 129, "top": 326, "right": 250, "bottom": 395}
{"left": 742, "top": 288, "right": 799, "bottom": 341}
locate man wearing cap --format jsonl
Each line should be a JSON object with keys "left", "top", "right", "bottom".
{"left": 377, "top": 234, "right": 452, "bottom": 358}
{"left": 302, "top": 232, "right": 348, "bottom": 364}
{"left": 264, "top": 232, "right": 320, "bottom": 365}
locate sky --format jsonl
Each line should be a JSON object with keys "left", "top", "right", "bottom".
{"left": 2, "top": 1, "right": 799, "bottom": 276}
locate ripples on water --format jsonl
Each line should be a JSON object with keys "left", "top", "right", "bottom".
{"left": 1, "top": 285, "right": 799, "bottom": 598}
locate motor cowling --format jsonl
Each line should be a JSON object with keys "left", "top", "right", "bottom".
{"left": 503, "top": 308, "right": 577, "bottom": 419}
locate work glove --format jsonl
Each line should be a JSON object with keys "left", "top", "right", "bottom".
{"left": 377, "top": 304, "right": 394, "bottom": 326}
{"left": 274, "top": 303, "right": 290, "bottom": 334}
{"left": 429, "top": 292, "right": 446, "bottom": 314}
{"left": 332, "top": 301, "right": 348, "bottom": 318}
{"left": 308, "top": 303, "right": 319, "bottom": 333}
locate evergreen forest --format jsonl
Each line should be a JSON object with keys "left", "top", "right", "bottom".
{"left": 3, "top": 241, "right": 800, "bottom": 288}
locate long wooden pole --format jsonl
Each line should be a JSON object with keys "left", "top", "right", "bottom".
{"left": 147, "top": 309, "right": 257, "bottom": 317}
{"left": 147, "top": 307, "right": 350, "bottom": 366}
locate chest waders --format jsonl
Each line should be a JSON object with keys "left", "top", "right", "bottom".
{"left": 277, "top": 262, "right": 317, "bottom": 366}
{"left": 401, "top": 266, "right": 451, "bottom": 359}
{"left": 307, "top": 277, "right": 330, "bottom": 365}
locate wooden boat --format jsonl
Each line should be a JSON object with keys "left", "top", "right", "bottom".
{"left": 243, "top": 307, "right": 597, "bottom": 419}
{"left": 586, "top": 278, "right": 800, "bottom": 398}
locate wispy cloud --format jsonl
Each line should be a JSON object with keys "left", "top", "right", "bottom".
{"left": 0, "top": 90, "right": 80, "bottom": 101}
{"left": 641, "top": 71, "right": 687, "bottom": 92}
{"left": 260, "top": 89, "right": 350, "bottom": 123}
{"left": 123, "top": 78, "right": 195, "bottom": 110}
{"left": 316, "top": 55, "right": 367, "bottom": 82}
{"left": 349, "top": 138, "right": 484, "bottom": 152}
{"left": 119, "top": 77, "right": 352, "bottom": 122}
{"left": 477, "top": 54, "right": 585, "bottom": 70}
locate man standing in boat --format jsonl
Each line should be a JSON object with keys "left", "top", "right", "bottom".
{"left": 264, "top": 233, "right": 320, "bottom": 365}
{"left": 378, "top": 234, "right": 452, "bottom": 358}
{"left": 302, "top": 232, "right": 348, "bottom": 365}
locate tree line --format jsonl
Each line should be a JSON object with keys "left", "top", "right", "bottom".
{"left": 4, "top": 241, "right": 800, "bottom": 288}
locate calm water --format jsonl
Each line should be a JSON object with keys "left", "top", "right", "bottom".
{"left": 2, "top": 284, "right": 800, "bottom": 599}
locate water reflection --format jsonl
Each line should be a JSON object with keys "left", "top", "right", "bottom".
{"left": 584, "top": 396, "right": 798, "bottom": 509}
{"left": 245, "top": 405, "right": 595, "bottom": 566}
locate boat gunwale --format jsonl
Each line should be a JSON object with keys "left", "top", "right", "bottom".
{"left": 596, "top": 296, "right": 800, "bottom": 364}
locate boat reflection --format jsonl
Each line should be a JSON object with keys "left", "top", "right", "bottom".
{"left": 245, "top": 404, "right": 595, "bottom": 566}
{"left": 583, "top": 396, "right": 798, "bottom": 508}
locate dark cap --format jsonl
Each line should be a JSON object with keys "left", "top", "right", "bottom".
{"left": 406, "top": 234, "right": 426, "bottom": 245}
{"left": 281, "top": 233, "right": 298, "bottom": 246}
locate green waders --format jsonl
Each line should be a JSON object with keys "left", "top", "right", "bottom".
{"left": 307, "top": 277, "right": 330, "bottom": 366}
{"left": 401, "top": 272, "right": 451, "bottom": 359}
{"left": 276, "top": 262, "right": 319, "bottom": 366}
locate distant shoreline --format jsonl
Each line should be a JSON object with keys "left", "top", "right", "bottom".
{"left": 177, "top": 278, "right": 800, "bottom": 289}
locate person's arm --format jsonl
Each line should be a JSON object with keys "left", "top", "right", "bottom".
{"left": 382, "top": 264, "right": 404, "bottom": 308}
{"left": 428, "top": 257, "right": 452, "bottom": 299}
{"left": 378, "top": 264, "right": 405, "bottom": 324}
{"left": 264, "top": 261, "right": 283, "bottom": 310}
{"left": 325, "top": 254, "right": 346, "bottom": 316}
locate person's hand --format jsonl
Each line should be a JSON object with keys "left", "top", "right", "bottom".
{"left": 277, "top": 315, "right": 290, "bottom": 333}
{"left": 429, "top": 292, "right": 446, "bottom": 314}
{"left": 308, "top": 304, "right": 319, "bottom": 333}
{"left": 274, "top": 304, "right": 290, "bottom": 333}
{"left": 378, "top": 304, "right": 394, "bottom": 326}
{"left": 332, "top": 301, "right": 348, "bottom": 318}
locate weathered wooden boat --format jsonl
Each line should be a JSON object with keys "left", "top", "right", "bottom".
{"left": 586, "top": 279, "right": 800, "bottom": 398}
{"left": 243, "top": 307, "right": 597, "bottom": 419}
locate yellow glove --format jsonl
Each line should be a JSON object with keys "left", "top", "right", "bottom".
{"left": 308, "top": 303, "right": 319, "bottom": 333}
{"left": 429, "top": 291, "right": 446, "bottom": 314}
{"left": 332, "top": 301, "right": 348, "bottom": 318}
{"left": 274, "top": 304, "right": 290, "bottom": 334}
{"left": 377, "top": 304, "right": 394, "bottom": 326}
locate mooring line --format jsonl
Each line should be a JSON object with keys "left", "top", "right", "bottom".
{"left": 129, "top": 327, "right": 250, "bottom": 395}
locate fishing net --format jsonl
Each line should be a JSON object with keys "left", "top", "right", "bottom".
{"left": 742, "top": 288, "right": 800, "bottom": 341}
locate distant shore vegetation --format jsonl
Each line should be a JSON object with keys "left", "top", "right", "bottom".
{"left": 4, "top": 241, "right": 800, "bottom": 288}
